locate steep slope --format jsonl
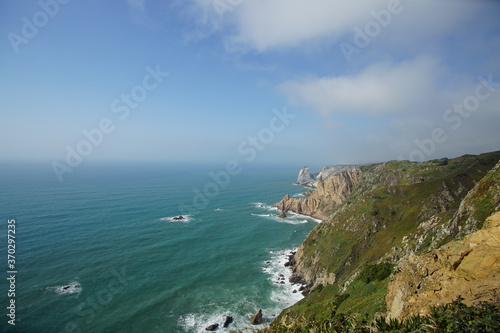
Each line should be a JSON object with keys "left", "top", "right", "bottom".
{"left": 386, "top": 212, "right": 500, "bottom": 321}
{"left": 272, "top": 151, "right": 500, "bottom": 326}
{"left": 275, "top": 169, "right": 362, "bottom": 220}
{"left": 295, "top": 166, "right": 315, "bottom": 186}
{"left": 385, "top": 162, "right": 500, "bottom": 320}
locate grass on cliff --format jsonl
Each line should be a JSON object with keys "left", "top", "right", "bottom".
{"left": 276, "top": 264, "right": 393, "bottom": 324}
{"left": 275, "top": 151, "right": 500, "bottom": 328}
{"left": 299, "top": 152, "right": 500, "bottom": 281}
{"left": 465, "top": 163, "right": 500, "bottom": 229}
{"left": 259, "top": 297, "right": 500, "bottom": 333}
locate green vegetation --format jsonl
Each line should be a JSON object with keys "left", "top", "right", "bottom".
{"left": 278, "top": 276, "right": 391, "bottom": 325}
{"left": 258, "top": 297, "right": 500, "bottom": 332}
{"left": 266, "top": 151, "right": 500, "bottom": 331}
{"left": 358, "top": 263, "right": 393, "bottom": 284}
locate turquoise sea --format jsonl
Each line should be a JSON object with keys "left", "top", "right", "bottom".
{"left": 0, "top": 163, "right": 319, "bottom": 333}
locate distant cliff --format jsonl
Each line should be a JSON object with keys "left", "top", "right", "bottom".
{"left": 294, "top": 165, "right": 359, "bottom": 187}
{"left": 276, "top": 168, "right": 362, "bottom": 220}
{"left": 263, "top": 151, "right": 500, "bottom": 331}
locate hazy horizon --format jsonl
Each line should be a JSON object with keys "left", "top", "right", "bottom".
{"left": 1, "top": 0, "right": 500, "bottom": 171}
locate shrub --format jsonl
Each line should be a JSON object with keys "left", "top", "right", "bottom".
{"left": 260, "top": 297, "right": 500, "bottom": 333}
{"left": 359, "top": 263, "right": 393, "bottom": 284}
{"left": 430, "top": 296, "right": 500, "bottom": 332}
{"left": 437, "top": 158, "right": 449, "bottom": 166}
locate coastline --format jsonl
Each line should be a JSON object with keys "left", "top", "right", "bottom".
{"left": 176, "top": 199, "right": 320, "bottom": 332}
{"left": 177, "top": 248, "right": 310, "bottom": 332}
{"left": 260, "top": 153, "right": 500, "bottom": 332}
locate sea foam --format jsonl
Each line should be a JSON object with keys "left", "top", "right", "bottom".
{"left": 48, "top": 281, "right": 82, "bottom": 295}
{"left": 262, "top": 249, "right": 305, "bottom": 307}
{"left": 159, "top": 215, "right": 194, "bottom": 223}
{"left": 253, "top": 203, "right": 322, "bottom": 224}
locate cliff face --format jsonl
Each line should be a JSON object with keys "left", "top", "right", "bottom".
{"left": 295, "top": 166, "right": 315, "bottom": 186}
{"left": 386, "top": 212, "right": 500, "bottom": 320}
{"left": 450, "top": 159, "right": 500, "bottom": 238}
{"left": 294, "top": 165, "right": 360, "bottom": 187}
{"left": 275, "top": 169, "right": 362, "bottom": 220}
{"left": 386, "top": 162, "right": 500, "bottom": 321}
{"left": 274, "top": 152, "right": 500, "bottom": 325}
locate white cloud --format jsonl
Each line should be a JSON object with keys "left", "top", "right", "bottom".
{"left": 228, "top": 0, "right": 386, "bottom": 51}
{"left": 280, "top": 57, "right": 441, "bottom": 115}
{"left": 187, "top": 0, "right": 483, "bottom": 52}
{"left": 181, "top": 0, "right": 500, "bottom": 163}
{"left": 187, "top": 0, "right": 382, "bottom": 47}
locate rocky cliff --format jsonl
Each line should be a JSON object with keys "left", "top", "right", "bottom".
{"left": 385, "top": 162, "right": 500, "bottom": 321}
{"left": 275, "top": 169, "right": 362, "bottom": 221}
{"left": 270, "top": 151, "right": 500, "bottom": 327}
{"left": 295, "top": 166, "right": 315, "bottom": 186}
{"left": 386, "top": 212, "right": 500, "bottom": 320}
{"left": 294, "top": 165, "right": 360, "bottom": 187}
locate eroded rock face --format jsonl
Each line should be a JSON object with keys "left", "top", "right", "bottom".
{"left": 294, "top": 165, "right": 360, "bottom": 187}
{"left": 250, "top": 309, "right": 263, "bottom": 325}
{"left": 450, "top": 160, "right": 500, "bottom": 238}
{"left": 275, "top": 169, "right": 362, "bottom": 220}
{"left": 287, "top": 246, "right": 336, "bottom": 290}
{"left": 276, "top": 169, "right": 362, "bottom": 289}
{"left": 295, "top": 167, "right": 316, "bottom": 186}
{"left": 386, "top": 212, "right": 500, "bottom": 321}
{"left": 315, "top": 165, "right": 360, "bottom": 186}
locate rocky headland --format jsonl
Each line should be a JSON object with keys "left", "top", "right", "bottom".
{"left": 295, "top": 165, "right": 360, "bottom": 187}
{"left": 260, "top": 151, "right": 500, "bottom": 331}
{"left": 275, "top": 168, "right": 362, "bottom": 221}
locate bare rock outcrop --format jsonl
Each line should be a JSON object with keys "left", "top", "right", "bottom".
{"left": 295, "top": 166, "right": 315, "bottom": 186}
{"left": 291, "top": 245, "right": 336, "bottom": 289}
{"left": 250, "top": 309, "right": 263, "bottom": 325}
{"left": 315, "top": 165, "right": 359, "bottom": 186}
{"left": 294, "top": 165, "right": 360, "bottom": 187}
{"left": 449, "top": 160, "right": 500, "bottom": 238}
{"left": 386, "top": 211, "right": 500, "bottom": 321}
{"left": 275, "top": 169, "right": 362, "bottom": 220}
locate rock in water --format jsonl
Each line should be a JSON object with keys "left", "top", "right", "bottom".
{"left": 223, "top": 316, "right": 233, "bottom": 327}
{"left": 278, "top": 209, "right": 287, "bottom": 218}
{"left": 250, "top": 309, "right": 263, "bottom": 325}
{"left": 205, "top": 323, "right": 219, "bottom": 331}
{"left": 295, "top": 166, "right": 315, "bottom": 186}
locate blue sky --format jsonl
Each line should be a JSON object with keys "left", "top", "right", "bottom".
{"left": 1, "top": 0, "right": 500, "bottom": 170}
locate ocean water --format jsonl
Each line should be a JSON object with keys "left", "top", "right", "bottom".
{"left": 0, "top": 163, "right": 319, "bottom": 333}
